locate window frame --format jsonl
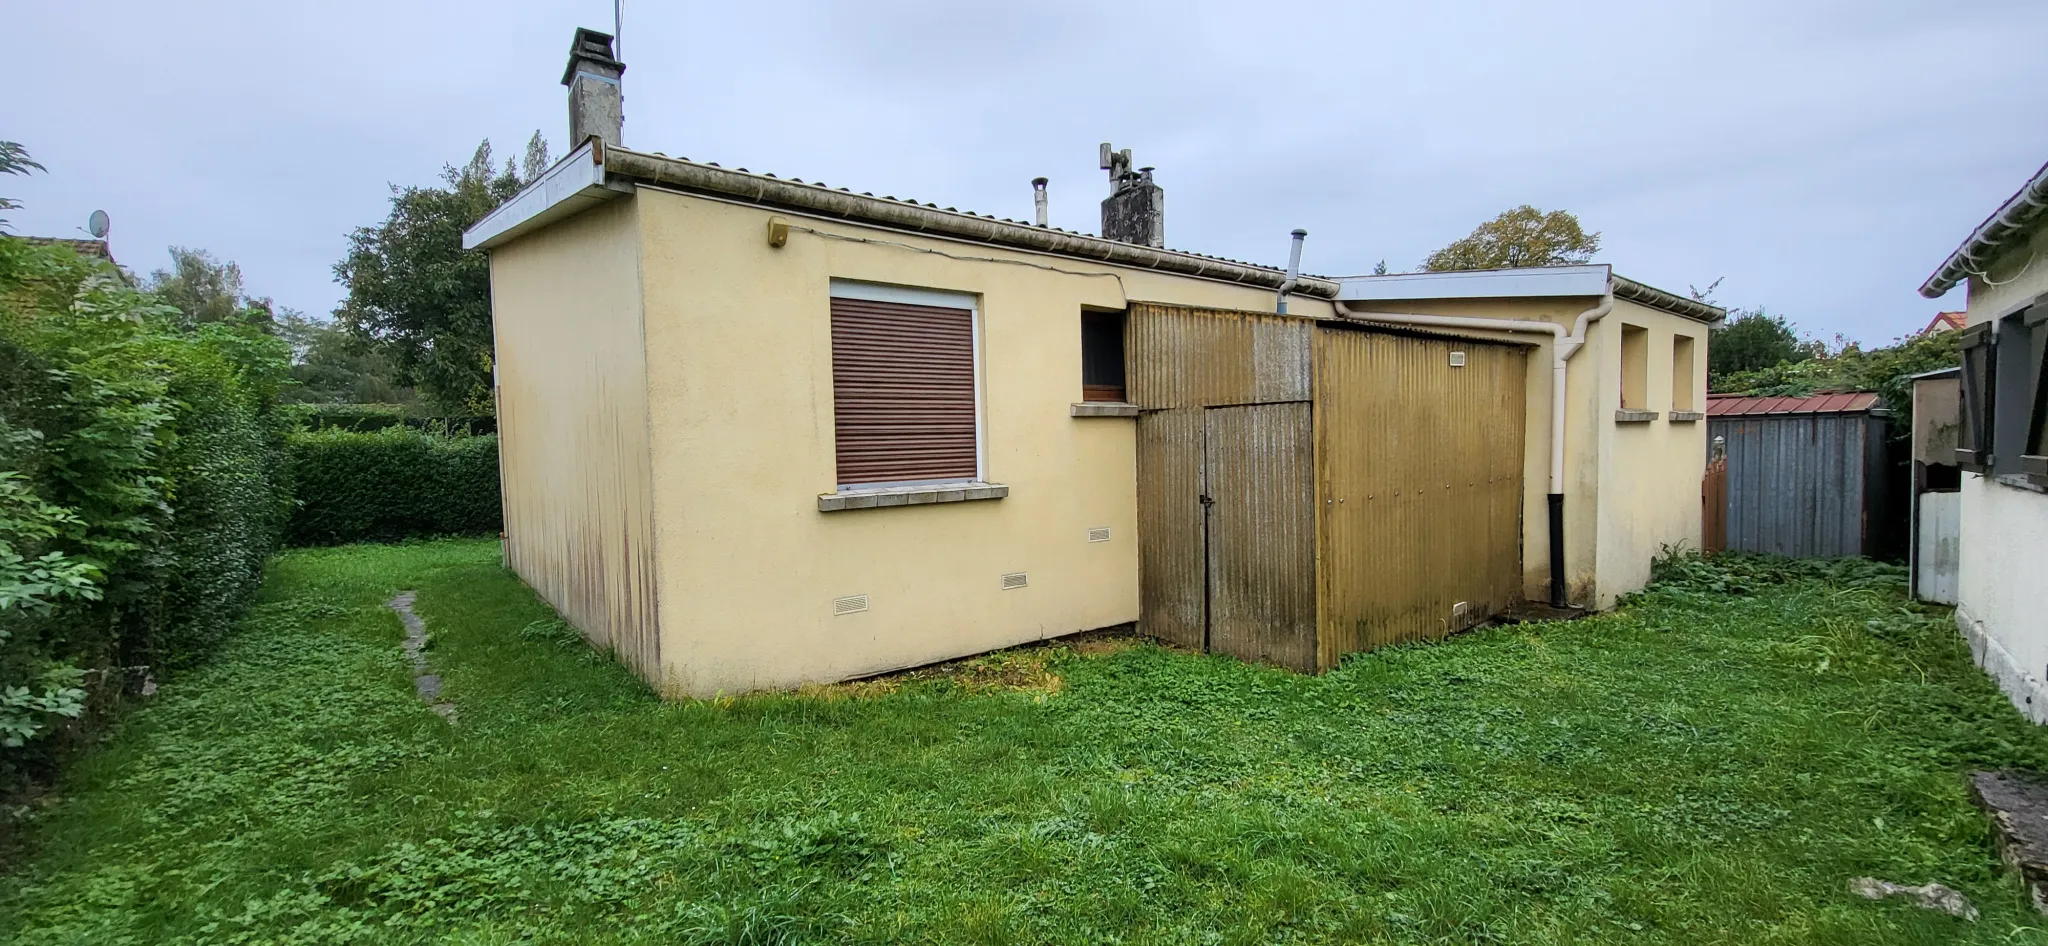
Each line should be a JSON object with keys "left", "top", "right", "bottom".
{"left": 1957, "top": 320, "right": 1994, "bottom": 471}
{"left": 826, "top": 279, "right": 985, "bottom": 491}
{"left": 2022, "top": 307, "right": 2048, "bottom": 482}
{"left": 1080, "top": 308, "right": 1128, "bottom": 403}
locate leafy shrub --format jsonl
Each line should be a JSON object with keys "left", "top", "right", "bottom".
{"left": 1711, "top": 329, "right": 1960, "bottom": 438}
{"left": 284, "top": 427, "right": 501, "bottom": 546}
{"left": 0, "top": 236, "right": 290, "bottom": 778}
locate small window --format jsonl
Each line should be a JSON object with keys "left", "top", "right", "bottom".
{"left": 1671, "top": 334, "right": 1697, "bottom": 412}
{"left": 1619, "top": 323, "right": 1649, "bottom": 410}
{"left": 1081, "top": 310, "right": 1127, "bottom": 403}
{"left": 828, "top": 282, "right": 980, "bottom": 488}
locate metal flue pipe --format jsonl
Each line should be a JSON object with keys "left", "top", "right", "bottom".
{"left": 1275, "top": 229, "right": 1307, "bottom": 313}
{"left": 1032, "top": 177, "right": 1049, "bottom": 227}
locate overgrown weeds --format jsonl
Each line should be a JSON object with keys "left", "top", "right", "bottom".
{"left": 3, "top": 539, "right": 2045, "bottom": 945}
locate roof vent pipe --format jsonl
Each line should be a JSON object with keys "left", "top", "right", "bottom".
{"left": 1276, "top": 229, "right": 1307, "bottom": 314}
{"left": 1032, "top": 177, "right": 1049, "bottom": 227}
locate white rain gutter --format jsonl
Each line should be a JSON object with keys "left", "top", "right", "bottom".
{"left": 1331, "top": 284, "right": 1614, "bottom": 606}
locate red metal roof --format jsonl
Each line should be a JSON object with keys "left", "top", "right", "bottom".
{"left": 1706, "top": 391, "right": 1882, "bottom": 416}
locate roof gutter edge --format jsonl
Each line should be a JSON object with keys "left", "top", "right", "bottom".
{"left": 1611, "top": 275, "right": 1726, "bottom": 323}
{"left": 602, "top": 148, "right": 1338, "bottom": 297}
{"left": 1920, "top": 159, "right": 2048, "bottom": 298}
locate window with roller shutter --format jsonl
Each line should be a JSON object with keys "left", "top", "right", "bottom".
{"left": 829, "top": 288, "right": 980, "bottom": 487}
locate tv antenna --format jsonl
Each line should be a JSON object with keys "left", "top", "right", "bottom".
{"left": 86, "top": 209, "right": 110, "bottom": 240}
{"left": 614, "top": 0, "right": 623, "bottom": 60}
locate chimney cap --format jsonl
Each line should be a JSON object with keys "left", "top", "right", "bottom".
{"left": 562, "top": 27, "right": 624, "bottom": 86}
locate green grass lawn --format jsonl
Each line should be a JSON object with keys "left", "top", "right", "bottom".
{"left": 5, "top": 540, "right": 2048, "bottom": 945}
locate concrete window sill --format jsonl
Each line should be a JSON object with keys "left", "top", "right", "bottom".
{"left": 818, "top": 482, "right": 1008, "bottom": 512}
{"left": 1615, "top": 409, "right": 1660, "bottom": 423}
{"left": 1668, "top": 410, "right": 1704, "bottom": 423}
{"left": 1071, "top": 402, "right": 1139, "bottom": 418}
{"left": 1994, "top": 473, "right": 2048, "bottom": 495}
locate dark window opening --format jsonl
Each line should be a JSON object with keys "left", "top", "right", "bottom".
{"left": 1082, "top": 310, "right": 1127, "bottom": 403}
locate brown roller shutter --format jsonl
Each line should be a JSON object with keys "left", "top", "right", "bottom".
{"left": 830, "top": 296, "right": 978, "bottom": 485}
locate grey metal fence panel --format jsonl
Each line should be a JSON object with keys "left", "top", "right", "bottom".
{"left": 1709, "top": 413, "right": 1870, "bottom": 558}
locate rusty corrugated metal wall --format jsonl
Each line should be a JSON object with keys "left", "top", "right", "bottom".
{"left": 1313, "top": 326, "right": 1526, "bottom": 664}
{"left": 1129, "top": 303, "right": 1314, "bottom": 664}
{"left": 1127, "top": 303, "right": 1311, "bottom": 408}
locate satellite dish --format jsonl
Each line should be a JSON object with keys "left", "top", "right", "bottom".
{"left": 86, "top": 210, "right": 110, "bottom": 239}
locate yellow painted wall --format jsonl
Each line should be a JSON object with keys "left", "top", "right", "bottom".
{"left": 632, "top": 189, "right": 1329, "bottom": 696}
{"left": 1588, "top": 299, "right": 1709, "bottom": 607}
{"left": 488, "top": 198, "right": 663, "bottom": 681}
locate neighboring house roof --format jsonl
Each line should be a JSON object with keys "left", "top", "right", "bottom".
{"left": 1920, "top": 159, "right": 2048, "bottom": 298}
{"left": 465, "top": 140, "right": 1338, "bottom": 297}
{"left": 19, "top": 236, "right": 116, "bottom": 265}
{"left": 1333, "top": 265, "right": 1726, "bottom": 323}
{"left": 1921, "top": 310, "right": 1967, "bottom": 334}
{"left": 1706, "top": 391, "right": 1883, "bottom": 416}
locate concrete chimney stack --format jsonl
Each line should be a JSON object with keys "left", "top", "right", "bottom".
{"left": 563, "top": 28, "right": 625, "bottom": 147}
{"left": 1098, "top": 142, "right": 1164, "bottom": 248}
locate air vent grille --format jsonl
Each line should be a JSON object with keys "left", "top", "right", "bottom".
{"left": 999, "top": 572, "right": 1028, "bottom": 590}
{"left": 833, "top": 594, "right": 869, "bottom": 615}
{"left": 1449, "top": 351, "right": 1467, "bottom": 367}
{"left": 1087, "top": 527, "right": 1111, "bottom": 543}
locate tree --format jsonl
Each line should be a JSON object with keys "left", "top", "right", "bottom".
{"left": 522, "top": 131, "right": 552, "bottom": 181}
{"left": 145, "top": 247, "right": 276, "bottom": 330}
{"left": 335, "top": 137, "right": 540, "bottom": 414}
{"left": 0, "top": 140, "right": 43, "bottom": 231}
{"left": 1707, "top": 307, "right": 1822, "bottom": 379}
{"left": 1422, "top": 205, "right": 1601, "bottom": 272}
{"left": 274, "top": 309, "right": 413, "bottom": 405}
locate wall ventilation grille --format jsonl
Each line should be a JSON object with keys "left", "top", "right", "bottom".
{"left": 1087, "top": 527, "right": 1112, "bottom": 543}
{"left": 832, "top": 594, "right": 869, "bottom": 615}
{"left": 1000, "top": 573, "right": 1029, "bottom": 590}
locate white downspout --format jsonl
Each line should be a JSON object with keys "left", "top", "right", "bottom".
{"left": 1331, "top": 286, "right": 1613, "bottom": 606}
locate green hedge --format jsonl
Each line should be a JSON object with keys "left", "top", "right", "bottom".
{"left": 285, "top": 427, "right": 501, "bottom": 546}
{"left": 1, "top": 236, "right": 291, "bottom": 778}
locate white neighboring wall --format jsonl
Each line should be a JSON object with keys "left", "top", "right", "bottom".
{"left": 1953, "top": 226, "right": 2048, "bottom": 722}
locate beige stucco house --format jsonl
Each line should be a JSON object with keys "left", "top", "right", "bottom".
{"left": 1919, "top": 159, "right": 2048, "bottom": 722}
{"left": 463, "top": 29, "right": 1723, "bottom": 697}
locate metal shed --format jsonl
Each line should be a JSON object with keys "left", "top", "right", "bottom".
{"left": 1128, "top": 302, "right": 1528, "bottom": 671}
{"left": 1705, "top": 392, "right": 1896, "bottom": 558}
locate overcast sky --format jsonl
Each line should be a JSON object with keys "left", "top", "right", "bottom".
{"left": 9, "top": 1, "right": 2047, "bottom": 345}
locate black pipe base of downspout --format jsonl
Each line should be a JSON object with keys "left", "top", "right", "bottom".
{"left": 1547, "top": 492, "right": 1567, "bottom": 608}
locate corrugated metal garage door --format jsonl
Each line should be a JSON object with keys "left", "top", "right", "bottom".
{"left": 829, "top": 297, "right": 978, "bottom": 485}
{"left": 1313, "top": 326, "right": 1526, "bottom": 663}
